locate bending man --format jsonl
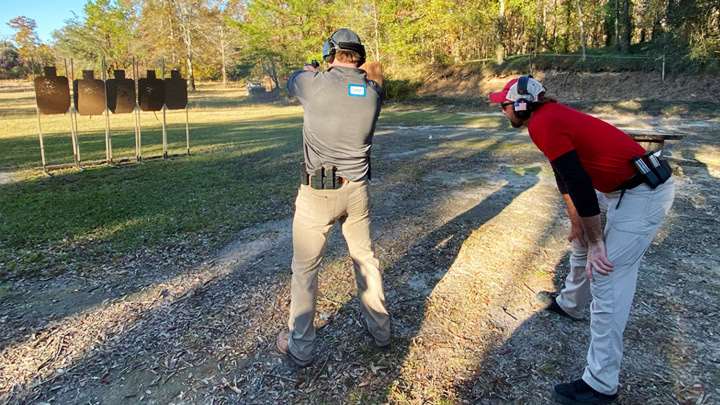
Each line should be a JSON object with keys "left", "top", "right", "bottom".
{"left": 490, "top": 76, "right": 675, "bottom": 404}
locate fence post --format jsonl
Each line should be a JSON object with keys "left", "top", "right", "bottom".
{"left": 661, "top": 54, "right": 666, "bottom": 83}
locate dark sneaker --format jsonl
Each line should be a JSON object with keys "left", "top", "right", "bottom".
{"left": 538, "top": 291, "right": 578, "bottom": 320}
{"left": 554, "top": 379, "right": 618, "bottom": 404}
{"left": 359, "top": 316, "right": 390, "bottom": 349}
{"left": 276, "top": 331, "right": 313, "bottom": 368}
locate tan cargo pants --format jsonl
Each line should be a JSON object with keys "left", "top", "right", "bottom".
{"left": 288, "top": 180, "right": 391, "bottom": 362}
{"left": 556, "top": 177, "right": 675, "bottom": 395}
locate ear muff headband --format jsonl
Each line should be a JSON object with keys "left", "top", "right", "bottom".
{"left": 322, "top": 31, "right": 366, "bottom": 66}
{"left": 517, "top": 75, "right": 530, "bottom": 95}
{"left": 513, "top": 75, "right": 534, "bottom": 119}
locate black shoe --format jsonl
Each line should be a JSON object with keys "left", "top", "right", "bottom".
{"left": 554, "top": 379, "right": 618, "bottom": 404}
{"left": 359, "top": 316, "right": 391, "bottom": 349}
{"left": 538, "top": 291, "right": 578, "bottom": 320}
{"left": 276, "top": 331, "right": 313, "bottom": 368}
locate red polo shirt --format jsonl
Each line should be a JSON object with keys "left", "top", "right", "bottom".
{"left": 527, "top": 102, "right": 645, "bottom": 193}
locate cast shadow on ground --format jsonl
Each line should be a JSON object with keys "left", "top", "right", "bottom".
{"left": 454, "top": 151, "right": 719, "bottom": 404}
{"left": 3, "top": 130, "right": 529, "bottom": 403}
{"left": 0, "top": 119, "right": 304, "bottom": 355}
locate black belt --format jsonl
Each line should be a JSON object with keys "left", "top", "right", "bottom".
{"left": 614, "top": 174, "right": 644, "bottom": 193}
{"left": 300, "top": 164, "right": 348, "bottom": 190}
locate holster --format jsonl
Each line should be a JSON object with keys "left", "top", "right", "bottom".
{"left": 631, "top": 150, "right": 672, "bottom": 189}
{"left": 617, "top": 151, "right": 672, "bottom": 209}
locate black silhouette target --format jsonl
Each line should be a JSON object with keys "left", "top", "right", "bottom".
{"left": 106, "top": 70, "right": 136, "bottom": 113}
{"left": 139, "top": 70, "right": 165, "bottom": 111}
{"left": 34, "top": 66, "right": 70, "bottom": 115}
{"left": 74, "top": 70, "right": 106, "bottom": 116}
{"left": 164, "top": 69, "right": 188, "bottom": 110}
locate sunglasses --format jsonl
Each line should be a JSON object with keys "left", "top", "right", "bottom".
{"left": 501, "top": 101, "right": 513, "bottom": 108}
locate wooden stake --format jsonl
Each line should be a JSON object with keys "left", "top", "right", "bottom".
{"left": 133, "top": 58, "right": 142, "bottom": 161}
{"left": 65, "top": 59, "right": 80, "bottom": 168}
{"left": 185, "top": 106, "right": 190, "bottom": 155}
{"left": 102, "top": 57, "right": 112, "bottom": 163}
{"left": 161, "top": 59, "right": 168, "bottom": 159}
{"left": 35, "top": 106, "right": 47, "bottom": 172}
{"left": 70, "top": 59, "right": 80, "bottom": 163}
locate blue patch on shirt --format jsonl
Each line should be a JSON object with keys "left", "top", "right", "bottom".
{"left": 348, "top": 83, "right": 367, "bottom": 97}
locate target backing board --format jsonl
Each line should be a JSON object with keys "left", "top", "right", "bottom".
{"left": 164, "top": 69, "right": 188, "bottom": 110}
{"left": 34, "top": 66, "right": 71, "bottom": 115}
{"left": 106, "top": 70, "right": 136, "bottom": 113}
{"left": 139, "top": 70, "right": 165, "bottom": 111}
{"left": 74, "top": 70, "right": 106, "bottom": 116}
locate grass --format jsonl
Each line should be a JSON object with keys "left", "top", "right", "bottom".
{"left": 0, "top": 82, "right": 485, "bottom": 279}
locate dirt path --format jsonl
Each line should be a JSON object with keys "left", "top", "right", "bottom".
{"left": 1, "top": 113, "right": 718, "bottom": 404}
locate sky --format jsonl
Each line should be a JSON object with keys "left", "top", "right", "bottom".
{"left": 1, "top": 0, "right": 87, "bottom": 43}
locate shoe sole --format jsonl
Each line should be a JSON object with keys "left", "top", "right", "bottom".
{"left": 546, "top": 300, "right": 583, "bottom": 321}
{"left": 553, "top": 392, "right": 617, "bottom": 405}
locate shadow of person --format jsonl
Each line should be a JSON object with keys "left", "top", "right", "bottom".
{"left": 454, "top": 145, "right": 719, "bottom": 404}
{"left": 301, "top": 165, "right": 544, "bottom": 402}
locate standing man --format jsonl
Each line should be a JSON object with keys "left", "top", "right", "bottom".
{"left": 489, "top": 76, "right": 675, "bottom": 404}
{"left": 276, "top": 29, "right": 391, "bottom": 368}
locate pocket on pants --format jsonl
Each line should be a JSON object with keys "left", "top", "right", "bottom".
{"left": 606, "top": 227, "right": 650, "bottom": 267}
{"left": 608, "top": 195, "right": 651, "bottom": 235}
{"left": 296, "top": 186, "right": 329, "bottom": 218}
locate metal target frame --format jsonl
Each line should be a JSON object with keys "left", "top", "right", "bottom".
{"left": 32, "top": 56, "right": 192, "bottom": 173}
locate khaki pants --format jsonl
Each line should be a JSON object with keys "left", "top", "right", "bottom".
{"left": 556, "top": 177, "right": 675, "bottom": 395}
{"left": 288, "top": 180, "right": 390, "bottom": 362}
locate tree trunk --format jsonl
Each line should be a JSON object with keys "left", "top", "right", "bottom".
{"left": 619, "top": 0, "right": 631, "bottom": 53}
{"left": 496, "top": 0, "right": 506, "bottom": 64}
{"left": 372, "top": 0, "right": 381, "bottom": 61}
{"left": 577, "top": 0, "right": 586, "bottom": 60}
{"left": 220, "top": 23, "right": 227, "bottom": 88}
{"left": 563, "top": 1, "right": 572, "bottom": 53}
{"left": 175, "top": 0, "right": 196, "bottom": 91}
{"left": 535, "top": 0, "right": 545, "bottom": 53}
{"left": 615, "top": 0, "right": 621, "bottom": 51}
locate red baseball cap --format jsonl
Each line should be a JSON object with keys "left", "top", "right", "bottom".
{"left": 489, "top": 78, "right": 518, "bottom": 104}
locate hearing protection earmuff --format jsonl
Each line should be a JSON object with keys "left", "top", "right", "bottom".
{"left": 513, "top": 75, "right": 535, "bottom": 120}
{"left": 322, "top": 30, "right": 366, "bottom": 66}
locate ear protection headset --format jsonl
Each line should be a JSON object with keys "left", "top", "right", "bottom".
{"left": 513, "top": 75, "right": 535, "bottom": 119}
{"left": 322, "top": 30, "right": 366, "bottom": 66}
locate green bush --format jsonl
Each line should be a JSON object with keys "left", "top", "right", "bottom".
{"left": 383, "top": 79, "right": 422, "bottom": 101}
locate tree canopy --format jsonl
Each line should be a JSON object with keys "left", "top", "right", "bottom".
{"left": 2, "top": 0, "right": 718, "bottom": 82}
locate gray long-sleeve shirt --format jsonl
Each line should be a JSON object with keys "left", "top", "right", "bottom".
{"left": 287, "top": 66, "right": 382, "bottom": 181}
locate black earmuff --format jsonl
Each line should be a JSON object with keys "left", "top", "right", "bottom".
{"left": 322, "top": 31, "right": 366, "bottom": 66}
{"left": 513, "top": 75, "right": 534, "bottom": 119}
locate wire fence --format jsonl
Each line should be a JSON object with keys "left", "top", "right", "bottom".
{"left": 464, "top": 53, "right": 720, "bottom": 82}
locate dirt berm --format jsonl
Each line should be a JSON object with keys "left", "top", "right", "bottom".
{"left": 418, "top": 67, "right": 720, "bottom": 103}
